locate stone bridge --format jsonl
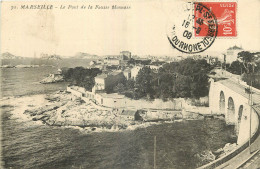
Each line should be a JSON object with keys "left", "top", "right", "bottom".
{"left": 209, "top": 78, "right": 260, "bottom": 145}
{"left": 199, "top": 77, "right": 260, "bottom": 169}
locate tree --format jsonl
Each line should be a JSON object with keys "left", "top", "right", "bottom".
{"left": 237, "top": 51, "right": 256, "bottom": 73}
{"left": 238, "top": 51, "right": 260, "bottom": 89}
{"left": 124, "top": 58, "right": 212, "bottom": 99}
{"left": 162, "top": 59, "right": 211, "bottom": 98}
{"left": 226, "top": 61, "right": 244, "bottom": 75}
{"left": 175, "top": 59, "right": 211, "bottom": 97}
{"left": 113, "top": 83, "right": 125, "bottom": 94}
{"left": 62, "top": 67, "right": 101, "bottom": 91}
{"left": 126, "top": 78, "right": 135, "bottom": 90}
{"left": 174, "top": 75, "right": 192, "bottom": 97}
{"left": 136, "top": 67, "right": 154, "bottom": 99}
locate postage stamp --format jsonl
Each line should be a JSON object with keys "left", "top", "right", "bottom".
{"left": 167, "top": 2, "right": 218, "bottom": 54}
{"left": 194, "top": 2, "right": 237, "bottom": 37}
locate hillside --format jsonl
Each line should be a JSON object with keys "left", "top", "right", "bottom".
{"left": 72, "top": 52, "right": 98, "bottom": 59}
{"left": 40, "top": 53, "right": 62, "bottom": 60}
{"left": 1, "top": 52, "right": 23, "bottom": 59}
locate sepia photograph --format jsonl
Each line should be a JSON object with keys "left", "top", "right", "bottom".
{"left": 0, "top": 0, "right": 260, "bottom": 168}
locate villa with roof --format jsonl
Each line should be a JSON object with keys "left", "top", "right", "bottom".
{"left": 93, "top": 71, "right": 125, "bottom": 93}
{"left": 225, "top": 45, "right": 243, "bottom": 64}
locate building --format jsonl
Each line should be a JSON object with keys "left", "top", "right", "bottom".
{"left": 89, "top": 61, "right": 97, "bottom": 66}
{"left": 104, "top": 58, "right": 121, "bottom": 66}
{"left": 95, "top": 92, "right": 126, "bottom": 107}
{"left": 123, "top": 69, "right": 131, "bottom": 80}
{"left": 57, "top": 68, "right": 62, "bottom": 74}
{"left": 130, "top": 66, "right": 143, "bottom": 80}
{"left": 121, "top": 109, "right": 136, "bottom": 120}
{"left": 93, "top": 71, "right": 125, "bottom": 93}
{"left": 203, "top": 56, "right": 219, "bottom": 65}
{"left": 188, "top": 55, "right": 203, "bottom": 60}
{"left": 93, "top": 74, "right": 107, "bottom": 91}
{"left": 147, "top": 65, "right": 162, "bottom": 73}
{"left": 174, "top": 56, "right": 183, "bottom": 61}
{"left": 120, "top": 51, "right": 131, "bottom": 60}
{"left": 225, "top": 45, "right": 243, "bottom": 64}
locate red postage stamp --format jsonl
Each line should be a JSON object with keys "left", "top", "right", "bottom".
{"left": 194, "top": 2, "right": 237, "bottom": 37}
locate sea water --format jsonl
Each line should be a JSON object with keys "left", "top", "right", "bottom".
{"left": 1, "top": 67, "right": 235, "bottom": 169}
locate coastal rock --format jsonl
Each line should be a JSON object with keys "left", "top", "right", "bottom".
{"left": 40, "top": 74, "right": 63, "bottom": 84}
{"left": 195, "top": 150, "right": 216, "bottom": 166}
{"left": 45, "top": 119, "right": 55, "bottom": 125}
{"left": 223, "top": 143, "right": 237, "bottom": 153}
{"left": 23, "top": 91, "right": 211, "bottom": 132}
{"left": 174, "top": 112, "right": 183, "bottom": 120}
{"left": 214, "top": 143, "right": 237, "bottom": 159}
{"left": 213, "top": 148, "right": 224, "bottom": 156}
{"left": 24, "top": 102, "right": 65, "bottom": 116}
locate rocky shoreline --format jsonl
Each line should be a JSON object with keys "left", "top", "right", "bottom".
{"left": 40, "top": 74, "right": 63, "bottom": 84}
{"left": 19, "top": 90, "right": 210, "bottom": 132}
{"left": 22, "top": 91, "right": 148, "bottom": 130}
{"left": 1, "top": 90, "right": 238, "bottom": 167}
{"left": 195, "top": 143, "right": 237, "bottom": 167}
{"left": 1, "top": 90, "right": 229, "bottom": 134}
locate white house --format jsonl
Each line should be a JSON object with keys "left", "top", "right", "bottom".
{"left": 225, "top": 45, "right": 243, "bottom": 64}
{"left": 130, "top": 66, "right": 143, "bottom": 80}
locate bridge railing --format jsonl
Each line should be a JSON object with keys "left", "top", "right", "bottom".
{"left": 197, "top": 108, "right": 260, "bottom": 169}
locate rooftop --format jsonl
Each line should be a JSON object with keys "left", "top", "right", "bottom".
{"left": 98, "top": 93, "right": 125, "bottom": 99}
{"left": 109, "top": 71, "right": 122, "bottom": 76}
{"left": 123, "top": 69, "right": 131, "bottom": 73}
{"left": 120, "top": 51, "right": 131, "bottom": 53}
{"left": 227, "top": 45, "right": 243, "bottom": 50}
{"left": 95, "top": 71, "right": 123, "bottom": 79}
{"left": 95, "top": 74, "right": 107, "bottom": 79}
{"left": 121, "top": 110, "right": 136, "bottom": 116}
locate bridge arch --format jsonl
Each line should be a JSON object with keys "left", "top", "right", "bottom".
{"left": 219, "top": 91, "right": 225, "bottom": 114}
{"left": 227, "top": 97, "right": 236, "bottom": 125}
{"left": 236, "top": 105, "right": 243, "bottom": 134}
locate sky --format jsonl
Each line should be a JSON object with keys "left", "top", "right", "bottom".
{"left": 1, "top": 0, "right": 259, "bottom": 58}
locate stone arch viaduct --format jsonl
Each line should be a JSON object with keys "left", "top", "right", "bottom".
{"left": 199, "top": 77, "right": 260, "bottom": 168}
{"left": 209, "top": 78, "right": 260, "bottom": 145}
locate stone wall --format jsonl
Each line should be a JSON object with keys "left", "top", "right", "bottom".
{"left": 67, "top": 86, "right": 83, "bottom": 97}
{"left": 67, "top": 86, "right": 183, "bottom": 110}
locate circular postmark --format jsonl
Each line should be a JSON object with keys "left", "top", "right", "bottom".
{"left": 167, "top": 2, "right": 218, "bottom": 54}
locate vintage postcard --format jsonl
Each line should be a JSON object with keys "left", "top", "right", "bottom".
{"left": 1, "top": 0, "right": 260, "bottom": 169}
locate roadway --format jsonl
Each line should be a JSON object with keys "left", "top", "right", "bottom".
{"left": 219, "top": 78, "right": 260, "bottom": 105}
{"left": 240, "top": 150, "right": 260, "bottom": 169}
